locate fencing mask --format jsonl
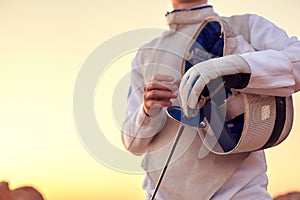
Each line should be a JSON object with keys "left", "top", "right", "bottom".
{"left": 172, "top": 17, "right": 294, "bottom": 155}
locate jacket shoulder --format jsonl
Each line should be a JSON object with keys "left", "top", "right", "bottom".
{"left": 136, "top": 29, "right": 171, "bottom": 64}
{"left": 222, "top": 14, "right": 252, "bottom": 42}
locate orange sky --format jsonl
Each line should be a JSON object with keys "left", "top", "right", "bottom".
{"left": 0, "top": 0, "right": 300, "bottom": 199}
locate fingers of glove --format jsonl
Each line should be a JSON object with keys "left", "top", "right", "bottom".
{"left": 188, "top": 77, "right": 206, "bottom": 109}
{"left": 179, "top": 73, "right": 191, "bottom": 117}
{"left": 179, "top": 72, "right": 201, "bottom": 117}
{"left": 183, "top": 107, "right": 200, "bottom": 118}
{"left": 179, "top": 69, "right": 195, "bottom": 102}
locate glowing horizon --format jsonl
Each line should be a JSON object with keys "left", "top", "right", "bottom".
{"left": 0, "top": 0, "right": 300, "bottom": 199}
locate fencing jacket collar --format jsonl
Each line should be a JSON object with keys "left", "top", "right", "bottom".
{"left": 166, "top": 6, "right": 218, "bottom": 25}
{"left": 165, "top": 4, "right": 211, "bottom": 16}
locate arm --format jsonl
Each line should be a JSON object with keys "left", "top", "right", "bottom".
{"left": 121, "top": 56, "right": 178, "bottom": 155}
{"left": 179, "top": 14, "right": 300, "bottom": 116}
{"left": 239, "top": 14, "right": 300, "bottom": 96}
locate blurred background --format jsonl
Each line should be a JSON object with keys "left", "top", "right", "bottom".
{"left": 0, "top": 0, "right": 300, "bottom": 199}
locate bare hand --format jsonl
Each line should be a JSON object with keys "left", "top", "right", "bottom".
{"left": 143, "top": 74, "right": 179, "bottom": 116}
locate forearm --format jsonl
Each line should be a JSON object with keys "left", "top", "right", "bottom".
{"left": 121, "top": 57, "right": 168, "bottom": 155}
{"left": 240, "top": 49, "right": 295, "bottom": 96}
{"left": 122, "top": 104, "right": 167, "bottom": 155}
{"left": 239, "top": 15, "right": 300, "bottom": 96}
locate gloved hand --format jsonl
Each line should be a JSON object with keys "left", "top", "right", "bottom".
{"left": 179, "top": 54, "right": 251, "bottom": 117}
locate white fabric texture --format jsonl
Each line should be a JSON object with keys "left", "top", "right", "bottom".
{"left": 122, "top": 6, "right": 300, "bottom": 200}
{"left": 239, "top": 14, "right": 300, "bottom": 96}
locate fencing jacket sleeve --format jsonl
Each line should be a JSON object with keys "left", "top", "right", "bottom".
{"left": 239, "top": 14, "right": 300, "bottom": 96}
{"left": 121, "top": 57, "right": 167, "bottom": 155}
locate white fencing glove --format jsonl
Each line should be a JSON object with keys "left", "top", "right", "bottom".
{"left": 179, "top": 54, "right": 251, "bottom": 117}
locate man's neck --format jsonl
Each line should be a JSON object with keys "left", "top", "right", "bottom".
{"left": 171, "top": 0, "right": 208, "bottom": 9}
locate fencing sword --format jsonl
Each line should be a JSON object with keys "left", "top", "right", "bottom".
{"left": 150, "top": 106, "right": 206, "bottom": 200}
{"left": 150, "top": 99, "right": 237, "bottom": 199}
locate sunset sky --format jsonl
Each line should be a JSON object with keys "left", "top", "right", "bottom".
{"left": 1, "top": 0, "right": 300, "bottom": 199}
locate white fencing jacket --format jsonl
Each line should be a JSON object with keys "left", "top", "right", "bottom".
{"left": 122, "top": 6, "right": 300, "bottom": 200}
